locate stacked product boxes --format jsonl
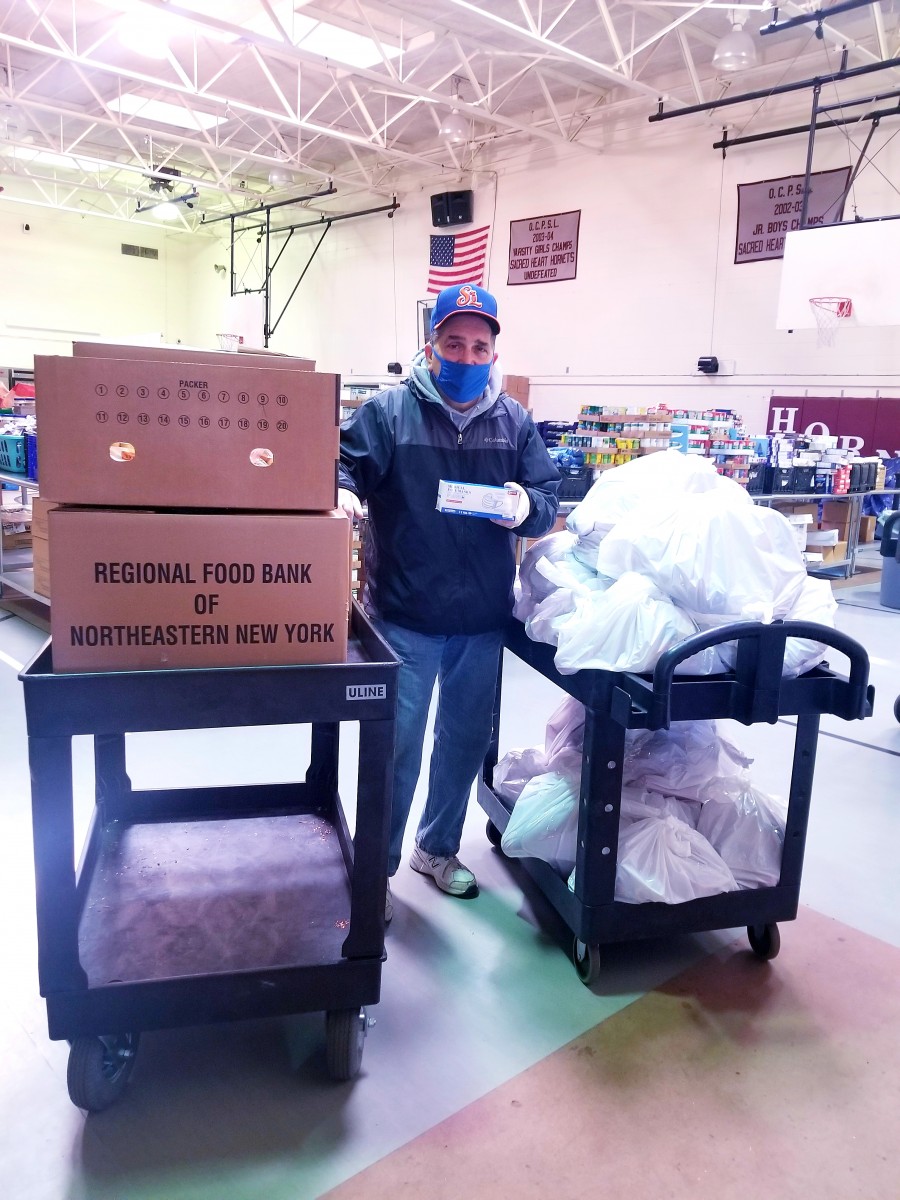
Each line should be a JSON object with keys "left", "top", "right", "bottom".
{"left": 35, "top": 343, "right": 350, "bottom": 673}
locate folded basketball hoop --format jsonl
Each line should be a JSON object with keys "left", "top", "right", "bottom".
{"left": 809, "top": 297, "right": 852, "bottom": 348}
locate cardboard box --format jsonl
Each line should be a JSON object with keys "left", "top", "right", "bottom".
{"left": 49, "top": 508, "right": 350, "bottom": 672}
{"left": 821, "top": 500, "right": 852, "bottom": 528}
{"left": 774, "top": 502, "right": 820, "bottom": 520}
{"left": 32, "top": 534, "right": 50, "bottom": 598}
{"left": 73, "top": 342, "right": 316, "bottom": 371}
{"left": 436, "top": 480, "right": 518, "bottom": 521}
{"left": 820, "top": 540, "right": 849, "bottom": 564}
{"left": 858, "top": 514, "right": 876, "bottom": 543}
{"left": 806, "top": 526, "right": 840, "bottom": 547}
{"left": 30, "top": 496, "right": 60, "bottom": 540}
{"left": 502, "top": 375, "right": 531, "bottom": 408}
{"left": 35, "top": 355, "right": 339, "bottom": 511}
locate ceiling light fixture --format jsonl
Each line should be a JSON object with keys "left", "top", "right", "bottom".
{"left": 439, "top": 77, "right": 468, "bottom": 146}
{"left": 134, "top": 188, "right": 198, "bottom": 219}
{"left": 712, "top": 11, "right": 759, "bottom": 72}
{"left": 268, "top": 150, "right": 294, "bottom": 188}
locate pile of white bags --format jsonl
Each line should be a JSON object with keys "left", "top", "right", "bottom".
{"left": 514, "top": 449, "right": 836, "bottom": 677}
{"left": 495, "top": 696, "right": 785, "bottom": 904}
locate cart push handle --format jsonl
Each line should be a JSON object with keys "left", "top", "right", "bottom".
{"left": 644, "top": 620, "right": 872, "bottom": 730}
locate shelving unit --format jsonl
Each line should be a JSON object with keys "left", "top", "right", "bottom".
{"left": 560, "top": 408, "right": 672, "bottom": 470}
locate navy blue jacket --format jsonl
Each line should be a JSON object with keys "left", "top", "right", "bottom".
{"left": 339, "top": 375, "right": 560, "bottom": 635}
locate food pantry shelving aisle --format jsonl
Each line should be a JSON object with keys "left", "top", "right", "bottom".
{"left": 0, "top": 578, "right": 899, "bottom": 1199}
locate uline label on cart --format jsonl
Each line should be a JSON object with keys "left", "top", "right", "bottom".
{"left": 346, "top": 684, "right": 386, "bottom": 700}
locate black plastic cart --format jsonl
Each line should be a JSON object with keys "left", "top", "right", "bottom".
{"left": 479, "top": 619, "right": 873, "bottom": 985}
{"left": 19, "top": 601, "right": 398, "bottom": 1109}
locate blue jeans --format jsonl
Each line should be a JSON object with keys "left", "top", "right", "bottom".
{"left": 374, "top": 620, "right": 504, "bottom": 876}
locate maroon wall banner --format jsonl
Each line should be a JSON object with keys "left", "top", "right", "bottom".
{"left": 508, "top": 210, "right": 580, "bottom": 285}
{"left": 735, "top": 168, "right": 851, "bottom": 265}
{"left": 768, "top": 396, "right": 900, "bottom": 458}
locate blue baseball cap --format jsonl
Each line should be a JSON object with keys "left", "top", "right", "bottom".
{"left": 431, "top": 284, "right": 500, "bottom": 337}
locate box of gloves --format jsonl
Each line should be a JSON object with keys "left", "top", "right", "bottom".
{"left": 436, "top": 479, "right": 518, "bottom": 521}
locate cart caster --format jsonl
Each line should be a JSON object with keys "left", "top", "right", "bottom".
{"left": 747, "top": 923, "right": 781, "bottom": 961}
{"left": 325, "top": 1007, "right": 368, "bottom": 1081}
{"left": 572, "top": 938, "right": 602, "bottom": 986}
{"left": 486, "top": 819, "right": 503, "bottom": 850}
{"left": 894, "top": 694, "right": 900, "bottom": 723}
{"left": 66, "top": 1032, "right": 140, "bottom": 1112}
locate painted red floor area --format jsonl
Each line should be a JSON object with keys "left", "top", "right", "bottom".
{"left": 323, "top": 906, "right": 900, "bottom": 1200}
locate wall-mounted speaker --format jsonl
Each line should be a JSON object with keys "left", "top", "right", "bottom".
{"left": 430, "top": 189, "right": 474, "bottom": 227}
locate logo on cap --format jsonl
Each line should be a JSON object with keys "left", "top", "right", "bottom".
{"left": 456, "top": 285, "right": 483, "bottom": 311}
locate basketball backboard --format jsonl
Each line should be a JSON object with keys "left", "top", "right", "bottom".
{"left": 776, "top": 219, "right": 900, "bottom": 329}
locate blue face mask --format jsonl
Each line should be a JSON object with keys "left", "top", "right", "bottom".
{"left": 430, "top": 348, "right": 492, "bottom": 405}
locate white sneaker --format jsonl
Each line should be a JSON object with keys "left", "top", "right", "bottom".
{"left": 384, "top": 880, "right": 393, "bottom": 923}
{"left": 409, "top": 845, "right": 479, "bottom": 898}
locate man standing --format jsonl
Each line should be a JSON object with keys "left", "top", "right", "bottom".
{"left": 338, "top": 283, "right": 560, "bottom": 920}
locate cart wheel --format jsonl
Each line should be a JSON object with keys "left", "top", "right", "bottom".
{"left": 572, "top": 938, "right": 602, "bottom": 986}
{"left": 66, "top": 1032, "right": 139, "bottom": 1112}
{"left": 894, "top": 694, "right": 900, "bottom": 723}
{"left": 325, "top": 1007, "right": 368, "bottom": 1082}
{"left": 486, "top": 819, "right": 503, "bottom": 849}
{"left": 747, "top": 923, "right": 781, "bottom": 961}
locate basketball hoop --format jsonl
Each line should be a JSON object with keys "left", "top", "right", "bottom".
{"left": 809, "top": 297, "right": 853, "bottom": 348}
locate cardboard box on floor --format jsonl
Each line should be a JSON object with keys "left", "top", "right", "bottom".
{"left": 48, "top": 508, "right": 351, "bottom": 672}
{"left": 35, "top": 355, "right": 339, "bottom": 510}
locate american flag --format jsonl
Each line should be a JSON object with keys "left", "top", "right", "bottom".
{"left": 427, "top": 226, "right": 490, "bottom": 294}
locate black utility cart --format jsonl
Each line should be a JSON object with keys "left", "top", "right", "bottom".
{"left": 479, "top": 619, "right": 873, "bottom": 985}
{"left": 19, "top": 601, "right": 398, "bottom": 1110}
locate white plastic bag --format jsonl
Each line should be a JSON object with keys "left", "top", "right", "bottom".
{"left": 567, "top": 450, "right": 729, "bottom": 544}
{"left": 782, "top": 575, "right": 838, "bottom": 677}
{"left": 615, "top": 815, "right": 738, "bottom": 904}
{"left": 697, "top": 774, "right": 787, "bottom": 889}
{"left": 620, "top": 786, "right": 701, "bottom": 828}
{"left": 552, "top": 573, "right": 700, "bottom": 675}
{"left": 623, "top": 721, "right": 753, "bottom": 801}
{"left": 493, "top": 746, "right": 549, "bottom": 802}
{"left": 500, "top": 771, "right": 580, "bottom": 875}
{"left": 595, "top": 491, "right": 807, "bottom": 628}
{"left": 514, "top": 531, "right": 579, "bottom": 621}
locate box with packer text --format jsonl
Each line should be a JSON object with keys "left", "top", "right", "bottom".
{"left": 436, "top": 480, "right": 518, "bottom": 521}
{"left": 48, "top": 508, "right": 350, "bottom": 673}
{"left": 35, "top": 354, "right": 339, "bottom": 511}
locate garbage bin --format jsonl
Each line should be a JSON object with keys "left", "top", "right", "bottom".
{"left": 880, "top": 511, "right": 900, "bottom": 609}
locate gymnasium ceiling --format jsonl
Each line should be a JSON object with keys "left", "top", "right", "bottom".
{"left": 1, "top": 0, "right": 898, "bottom": 232}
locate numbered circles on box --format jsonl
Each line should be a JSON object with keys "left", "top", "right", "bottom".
{"left": 276, "top": 393, "right": 288, "bottom": 406}
{"left": 178, "top": 415, "right": 190, "bottom": 427}
{"left": 257, "top": 392, "right": 269, "bottom": 406}
{"left": 96, "top": 411, "right": 109, "bottom": 423}
{"left": 218, "top": 390, "right": 230, "bottom": 403}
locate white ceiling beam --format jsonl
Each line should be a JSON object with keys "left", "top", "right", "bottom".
{"left": 439, "top": 0, "right": 678, "bottom": 98}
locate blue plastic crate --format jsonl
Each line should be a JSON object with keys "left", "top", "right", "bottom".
{"left": 0, "top": 433, "right": 26, "bottom": 475}
{"left": 25, "top": 431, "right": 37, "bottom": 481}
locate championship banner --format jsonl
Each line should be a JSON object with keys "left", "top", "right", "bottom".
{"left": 508, "top": 210, "right": 580, "bottom": 285}
{"left": 735, "top": 168, "right": 851, "bottom": 264}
